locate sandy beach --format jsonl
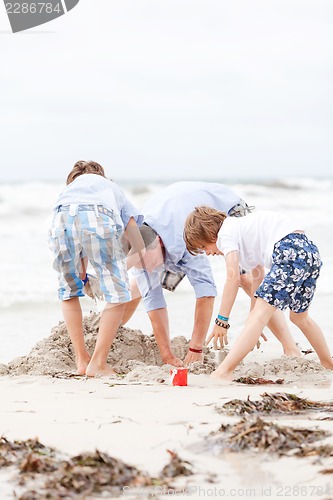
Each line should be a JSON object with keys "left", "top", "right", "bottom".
{"left": 1, "top": 316, "right": 333, "bottom": 499}
{"left": 1, "top": 175, "right": 332, "bottom": 500}
{"left": 2, "top": 0, "right": 332, "bottom": 496}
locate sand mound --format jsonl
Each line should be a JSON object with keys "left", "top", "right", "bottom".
{"left": 234, "top": 356, "right": 330, "bottom": 383}
{"left": 1, "top": 312, "right": 328, "bottom": 384}
{"left": 0, "top": 312, "right": 214, "bottom": 378}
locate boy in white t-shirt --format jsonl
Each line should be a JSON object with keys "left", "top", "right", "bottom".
{"left": 48, "top": 161, "right": 144, "bottom": 376}
{"left": 184, "top": 206, "right": 333, "bottom": 380}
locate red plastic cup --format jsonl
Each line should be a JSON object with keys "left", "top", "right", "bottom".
{"left": 170, "top": 368, "right": 188, "bottom": 386}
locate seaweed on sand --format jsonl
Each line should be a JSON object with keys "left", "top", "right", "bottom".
{"left": 210, "top": 416, "right": 330, "bottom": 455}
{"left": 234, "top": 377, "right": 284, "bottom": 385}
{"left": 0, "top": 436, "right": 56, "bottom": 469}
{"left": 1, "top": 436, "right": 193, "bottom": 499}
{"left": 37, "top": 450, "right": 155, "bottom": 497}
{"left": 160, "top": 450, "right": 193, "bottom": 478}
{"left": 294, "top": 445, "right": 333, "bottom": 459}
{"left": 216, "top": 392, "right": 333, "bottom": 417}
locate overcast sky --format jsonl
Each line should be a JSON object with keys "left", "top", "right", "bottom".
{"left": 1, "top": 0, "right": 332, "bottom": 182}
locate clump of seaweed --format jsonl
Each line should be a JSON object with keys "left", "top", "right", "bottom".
{"left": 210, "top": 416, "right": 330, "bottom": 455}
{"left": 160, "top": 450, "right": 193, "bottom": 478}
{"left": 0, "top": 436, "right": 56, "bottom": 469}
{"left": 320, "top": 466, "right": 333, "bottom": 474}
{"left": 234, "top": 377, "right": 284, "bottom": 385}
{"left": 1, "top": 436, "right": 193, "bottom": 499}
{"left": 216, "top": 392, "right": 333, "bottom": 417}
{"left": 34, "top": 450, "right": 154, "bottom": 498}
{"left": 294, "top": 445, "right": 333, "bottom": 459}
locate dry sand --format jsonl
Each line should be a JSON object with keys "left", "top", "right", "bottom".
{"left": 1, "top": 313, "right": 333, "bottom": 499}
{"left": 0, "top": 312, "right": 214, "bottom": 379}
{"left": 0, "top": 312, "right": 329, "bottom": 385}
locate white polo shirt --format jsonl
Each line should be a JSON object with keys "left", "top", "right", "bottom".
{"left": 217, "top": 211, "right": 303, "bottom": 271}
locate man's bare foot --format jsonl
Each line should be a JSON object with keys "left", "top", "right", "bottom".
{"left": 284, "top": 346, "right": 302, "bottom": 357}
{"left": 210, "top": 368, "right": 233, "bottom": 382}
{"left": 162, "top": 355, "right": 184, "bottom": 367}
{"left": 85, "top": 362, "right": 117, "bottom": 377}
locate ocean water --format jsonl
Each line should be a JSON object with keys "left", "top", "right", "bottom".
{"left": 0, "top": 178, "right": 332, "bottom": 364}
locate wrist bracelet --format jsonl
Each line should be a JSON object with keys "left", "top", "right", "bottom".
{"left": 218, "top": 314, "right": 229, "bottom": 321}
{"left": 189, "top": 347, "right": 203, "bottom": 353}
{"left": 215, "top": 318, "right": 230, "bottom": 329}
{"left": 82, "top": 275, "right": 89, "bottom": 285}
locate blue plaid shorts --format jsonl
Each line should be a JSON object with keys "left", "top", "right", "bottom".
{"left": 48, "top": 204, "right": 130, "bottom": 303}
{"left": 255, "top": 233, "right": 322, "bottom": 313}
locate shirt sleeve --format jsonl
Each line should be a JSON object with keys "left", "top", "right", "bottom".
{"left": 117, "top": 185, "right": 144, "bottom": 227}
{"left": 217, "top": 231, "right": 239, "bottom": 257}
{"left": 132, "top": 266, "right": 167, "bottom": 312}
{"left": 178, "top": 254, "right": 217, "bottom": 298}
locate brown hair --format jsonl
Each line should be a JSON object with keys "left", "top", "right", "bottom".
{"left": 184, "top": 205, "right": 227, "bottom": 255}
{"left": 66, "top": 161, "right": 106, "bottom": 185}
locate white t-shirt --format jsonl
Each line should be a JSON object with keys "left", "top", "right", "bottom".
{"left": 217, "top": 211, "right": 303, "bottom": 271}
{"left": 53, "top": 174, "right": 142, "bottom": 229}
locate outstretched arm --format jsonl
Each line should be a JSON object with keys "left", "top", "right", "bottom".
{"left": 181, "top": 254, "right": 217, "bottom": 364}
{"left": 124, "top": 217, "right": 146, "bottom": 270}
{"left": 206, "top": 251, "right": 240, "bottom": 350}
{"left": 148, "top": 308, "right": 184, "bottom": 367}
{"left": 184, "top": 296, "right": 214, "bottom": 364}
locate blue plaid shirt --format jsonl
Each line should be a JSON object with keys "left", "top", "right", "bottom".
{"left": 134, "top": 181, "right": 242, "bottom": 311}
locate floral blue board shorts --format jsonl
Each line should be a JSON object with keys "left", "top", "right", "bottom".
{"left": 48, "top": 204, "right": 130, "bottom": 303}
{"left": 255, "top": 233, "right": 322, "bottom": 313}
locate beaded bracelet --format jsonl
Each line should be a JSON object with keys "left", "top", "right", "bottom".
{"left": 215, "top": 318, "right": 230, "bottom": 329}
{"left": 189, "top": 347, "right": 203, "bottom": 353}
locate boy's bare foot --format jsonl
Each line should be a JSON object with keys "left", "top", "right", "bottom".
{"left": 210, "top": 368, "right": 233, "bottom": 383}
{"left": 85, "top": 362, "right": 117, "bottom": 377}
{"left": 76, "top": 355, "right": 91, "bottom": 376}
{"left": 321, "top": 359, "right": 333, "bottom": 370}
{"left": 284, "top": 346, "right": 302, "bottom": 357}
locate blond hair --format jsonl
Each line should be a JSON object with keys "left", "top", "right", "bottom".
{"left": 184, "top": 206, "right": 227, "bottom": 255}
{"left": 66, "top": 160, "right": 106, "bottom": 185}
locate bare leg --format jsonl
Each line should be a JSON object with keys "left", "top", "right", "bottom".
{"left": 85, "top": 302, "right": 126, "bottom": 377}
{"left": 239, "top": 272, "right": 252, "bottom": 295}
{"left": 62, "top": 297, "right": 91, "bottom": 375}
{"left": 122, "top": 279, "right": 182, "bottom": 366}
{"left": 240, "top": 273, "right": 300, "bottom": 356}
{"left": 121, "top": 280, "right": 142, "bottom": 325}
{"left": 290, "top": 311, "right": 333, "bottom": 369}
{"left": 267, "top": 310, "right": 301, "bottom": 356}
{"left": 212, "top": 298, "right": 275, "bottom": 380}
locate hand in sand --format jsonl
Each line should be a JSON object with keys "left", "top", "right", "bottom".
{"left": 160, "top": 349, "right": 184, "bottom": 367}
{"left": 206, "top": 324, "right": 228, "bottom": 350}
{"left": 164, "top": 356, "right": 184, "bottom": 368}
{"left": 254, "top": 332, "right": 268, "bottom": 350}
{"left": 184, "top": 350, "right": 204, "bottom": 366}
